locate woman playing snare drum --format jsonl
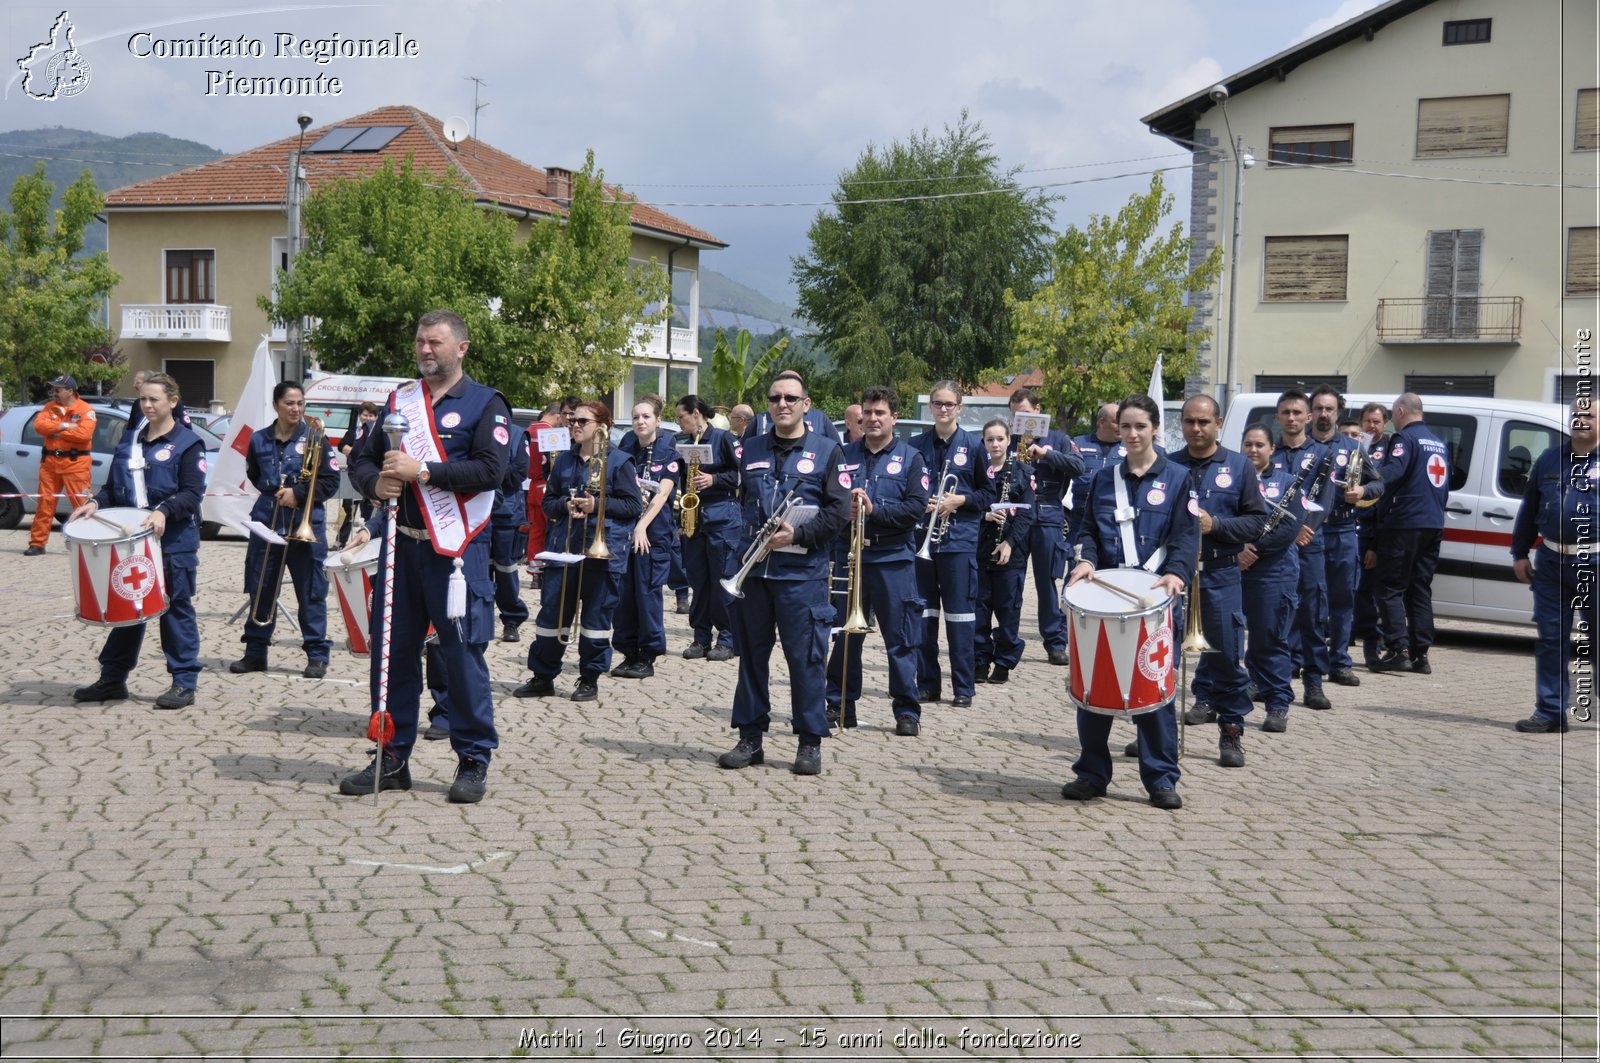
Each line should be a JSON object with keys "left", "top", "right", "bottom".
{"left": 1062, "top": 394, "right": 1196, "bottom": 810}
{"left": 69, "top": 373, "right": 208, "bottom": 710}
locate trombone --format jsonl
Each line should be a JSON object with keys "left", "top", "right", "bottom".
{"left": 829, "top": 496, "right": 873, "bottom": 731}
{"left": 249, "top": 417, "right": 325, "bottom": 625}
{"left": 1176, "top": 491, "right": 1214, "bottom": 759}
{"left": 916, "top": 459, "right": 958, "bottom": 560}
{"left": 555, "top": 441, "right": 612, "bottom": 644}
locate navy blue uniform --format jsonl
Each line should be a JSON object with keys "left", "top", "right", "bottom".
{"left": 729, "top": 428, "right": 850, "bottom": 741}
{"left": 1070, "top": 455, "right": 1197, "bottom": 796}
{"left": 1241, "top": 463, "right": 1303, "bottom": 715}
{"left": 677, "top": 426, "right": 742, "bottom": 652}
{"left": 825, "top": 438, "right": 929, "bottom": 725}
{"left": 1169, "top": 446, "right": 1267, "bottom": 731}
{"left": 1371, "top": 420, "right": 1451, "bottom": 662}
{"left": 350, "top": 376, "right": 510, "bottom": 768}
{"left": 1316, "top": 433, "right": 1375, "bottom": 676}
{"left": 976, "top": 456, "right": 1035, "bottom": 674}
{"left": 614, "top": 431, "right": 681, "bottom": 664}
{"left": 1512, "top": 442, "right": 1597, "bottom": 729}
{"left": 529, "top": 445, "right": 643, "bottom": 682}
{"left": 1273, "top": 437, "right": 1336, "bottom": 695}
{"left": 93, "top": 422, "right": 207, "bottom": 692}
{"left": 240, "top": 420, "right": 339, "bottom": 664}
{"left": 1017, "top": 429, "right": 1084, "bottom": 658}
{"left": 909, "top": 426, "right": 988, "bottom": 700}
{"left": 1352, "top": 433, "right": 1390, "bottom": 660}
{"left": 490, "top": 426, "right": 531, "bottom": 632}
{"left": 1068, "top": 433, "right": 1127, "bottom": 544}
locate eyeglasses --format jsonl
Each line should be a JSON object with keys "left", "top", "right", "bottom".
{"left": 768, "top": 393, "right": 804, "bottom": 405}
{"left": 929, "top": 400, "right": 959, "bottom": 410}
{"left": 567, "top": 417, "right": 594, "bottom": 426}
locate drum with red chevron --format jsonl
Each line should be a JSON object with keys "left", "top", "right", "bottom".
{"left": 1062, "top": 567, "right": 1176, "bottom": 715}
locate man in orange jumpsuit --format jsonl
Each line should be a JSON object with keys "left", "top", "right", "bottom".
{"left": 26, "top": 374, "right": 96, "bottom": 556}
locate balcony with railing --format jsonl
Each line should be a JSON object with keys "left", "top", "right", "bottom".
{"left": 638, "top": 322, "right": 699, "bottom": 362}
{"left": 1375, "top": 296, "right": 1521, "bottom": 344}
{"left": 120, "top": 304, "right": 232, "bottom": 342}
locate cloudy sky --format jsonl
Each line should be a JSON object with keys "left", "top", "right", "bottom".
{"left": 2, "top": 0, "right": 1376, "bottom": 302}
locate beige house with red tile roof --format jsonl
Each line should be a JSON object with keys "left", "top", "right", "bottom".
{"left": 104, "top": 104, "right": 725, "bottom": 409}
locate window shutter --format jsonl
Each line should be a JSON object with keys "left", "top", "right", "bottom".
{"left": 1568, "top": 227, "right": 1599, "bottom": 296}
{"left": 1579, "top": 88, "right": 1599, "bottom": 151}
{"left": 1417, "top": 95, "right": 1510, "bottom": 156}
{"left": 1452, "top": 230, "right": 1482, "bottom": 335}
{"left": 1271, "top": 125, "right": 1350, "bottom": 145}
{"left": 1264, "top": 236, "right": 1349, "bottom": 301}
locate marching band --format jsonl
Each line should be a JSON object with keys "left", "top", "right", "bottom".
{"left": 67, "top": 321, "right": 1543, "bottom": 809}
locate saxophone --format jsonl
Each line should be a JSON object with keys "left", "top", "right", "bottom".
{"left": 679, "top": 430, "right": 702, "bottom": 538}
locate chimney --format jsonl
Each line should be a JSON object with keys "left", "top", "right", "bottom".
{"left": 545, "top": 166, "right": 572, "bottom": 201}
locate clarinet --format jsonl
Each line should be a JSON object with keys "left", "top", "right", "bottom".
{"left": 1259, "top": 457, "right": 1315, "bottom": 540}
{"left": 980, "top": 455, "right": 1016, "bottom": 569}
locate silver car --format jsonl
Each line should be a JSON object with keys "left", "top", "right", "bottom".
{"left": 0, "top": 403, "right": 226, "bottom": 538}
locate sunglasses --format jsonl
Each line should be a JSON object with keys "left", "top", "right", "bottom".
{"left": 568, "top": 416, "right": 595, "bottom": 426}
{"left": 768, "top": 393, "right": 804, "bottom": 405}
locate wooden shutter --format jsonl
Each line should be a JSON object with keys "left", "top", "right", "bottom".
{"left": 1578, "top": 88, "right": 1599, "bottom": 151}
{"left": 1453, "top": 230, "right": 1482, "bottom": 334}
{"left": 1417, "top": 95, "right": 1510, "bottom": 156}
{"left": 1264, "top": 236, "right": 1349, "bottom": 301}
{"left": 1568, "top": 227, "right": 1599, "bottom": 296}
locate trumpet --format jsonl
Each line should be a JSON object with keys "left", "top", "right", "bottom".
{"left": 249, "top": 417, "right": 324, "bottom": 625}
{"left": 721, "top": 488, "right": 799, "bottom": 599}
{"left": 916, "top": 459, "right": 958, "bottom": 561}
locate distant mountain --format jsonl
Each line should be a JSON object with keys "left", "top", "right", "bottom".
{"left": 0, "top": 127, "right": 223, "bottom": 254}
{"left": 699, "top": 269, "right": 802, "bottom": 332}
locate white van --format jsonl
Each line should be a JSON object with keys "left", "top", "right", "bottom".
{"left": 300, "top": 373, "right": 410, "bottom": 499}
{"left": 1220, "top": 392, "right": 1567, "bottom": 626}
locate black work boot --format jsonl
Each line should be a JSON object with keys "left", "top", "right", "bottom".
{"left": 1218, "top": 723, "right": 1245, "bottom": 767}
{"left": 718, "top": 730, "right": 764, "bottom": 769}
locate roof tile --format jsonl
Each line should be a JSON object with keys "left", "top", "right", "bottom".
{"left": 104, "top": 104, "right": 724, "bottom": 246}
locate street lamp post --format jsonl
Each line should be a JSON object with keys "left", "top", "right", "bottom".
{"left": 1210, "top": 85, "right": 1254, "bottom": 418}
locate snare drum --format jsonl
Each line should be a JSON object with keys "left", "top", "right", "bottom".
{"left": 1062, "top": 567, "right": 1176, "bottom": 716}
{"left": 324, "top": 539, "right": 380, "bottom": 655}
{"left": 63, "top": 507, "right": 170, "bottom": 627}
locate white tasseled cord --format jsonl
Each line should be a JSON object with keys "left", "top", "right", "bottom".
{"left": 447, "top": 555, "right": 466, "bottom": 620}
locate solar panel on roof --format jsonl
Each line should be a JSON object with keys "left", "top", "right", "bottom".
{"left": 342, "top": 126, "right": 406, "bottom": 152}
{"left": 306, "top": 127, "right": 368, "bottom": 153}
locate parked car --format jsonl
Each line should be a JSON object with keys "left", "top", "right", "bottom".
{"left": 1220, "top": 392, "right": 1565, "bottom": 626}
{"left": 0, "top": 404, "right": 230, "bottom": 539}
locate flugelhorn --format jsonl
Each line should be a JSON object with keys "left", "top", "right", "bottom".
{"left": 721, "top": 488, "right": 799, "bottom": 598}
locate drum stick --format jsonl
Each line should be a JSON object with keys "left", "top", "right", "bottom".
{"left": 1088, "top": 573, "right": 1154, "bottom": 610}
{"left": 89, "top": 513, "right": 131, "bottom": 535}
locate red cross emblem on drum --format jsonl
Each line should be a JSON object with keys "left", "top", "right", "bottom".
{"left": 1426, "top": 454, "right": 1448, "bottom": 488}
{"left": 112, "top": 556, "right": 157, "bottom": 601}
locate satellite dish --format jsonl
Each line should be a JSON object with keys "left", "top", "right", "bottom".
{"left": 442, "top": 116, "right": 470, "bottom": 145}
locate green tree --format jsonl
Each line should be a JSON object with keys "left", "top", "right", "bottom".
{"left": 0, "top": 164, "right": 119, "bottom": 400}
{"left": 707, "top": 327, "right": 791, "bottom": 407}
{"left": 263, "top": 158, "right": 519, "bottom": 383}
{"left": 792, "top": 113, "right": 1054, "bottom": 393}
{"left": 1006, "top": 171, "right": 1221, "bottom": 427}
{"left": 499, "top": 150, "right": 670, "bottom": 405}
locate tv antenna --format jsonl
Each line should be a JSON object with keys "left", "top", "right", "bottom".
{"left": 466, "top": 76, "right": 490, "bottom": 151}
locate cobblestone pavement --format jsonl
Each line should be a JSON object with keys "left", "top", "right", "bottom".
{"left": 0, "top": 527, "right": 1595, "bottom": 1061}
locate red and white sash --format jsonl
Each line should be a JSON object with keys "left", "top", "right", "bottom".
{"left": 392, "top": 380, "right": 494, "bottom": 558}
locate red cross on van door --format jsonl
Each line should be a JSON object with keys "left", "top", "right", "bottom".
{"left": 1426, "top": 454, "right": 1448, "bottom": 488}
